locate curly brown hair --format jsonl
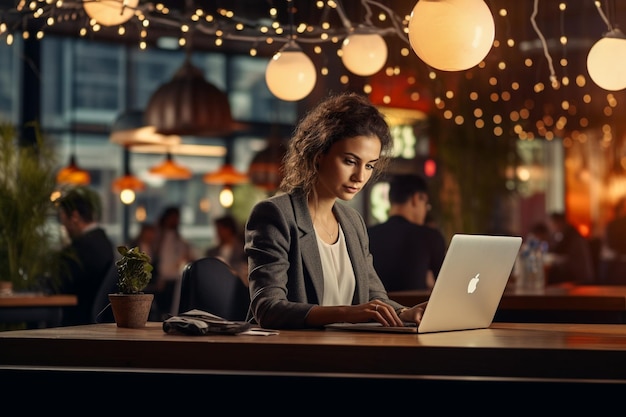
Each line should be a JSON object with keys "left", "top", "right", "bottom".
{"left": 279, "top": 92, "right": 393, "bottom": 195}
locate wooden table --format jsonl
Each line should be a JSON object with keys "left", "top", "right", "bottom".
{"left": 0, "top": 293, "right": 77, "bottom": 328}
{"left": 389, "top": 284, "right": 626, "bottom": 324}
{"left": 1, "top": 321, "right": 626, "bottom": 415}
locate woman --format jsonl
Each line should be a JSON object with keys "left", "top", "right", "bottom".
{"left": 245, "top": 92, "right": 425, "bottom": 329}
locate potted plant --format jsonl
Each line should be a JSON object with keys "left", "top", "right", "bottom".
{"left": 108, "top": 245, "right": 154, "bottom": 328}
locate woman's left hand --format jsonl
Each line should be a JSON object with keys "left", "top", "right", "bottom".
{"left": 398, "top": 301, "right": 427, "bottom": 324}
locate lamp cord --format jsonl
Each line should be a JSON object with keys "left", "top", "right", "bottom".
{"left": 530, "top": 0, "right": 557, "bottom": 86}
{"left": 287, "top": 0, "right": 294, "bottom": 41}
{"left": 594, "top": 0, "right": 613, "bottom": 31}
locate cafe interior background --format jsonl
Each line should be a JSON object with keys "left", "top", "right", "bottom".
{"left": 1, "top": 0, "right": 626, "bottom": 256}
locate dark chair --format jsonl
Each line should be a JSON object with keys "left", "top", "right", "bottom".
{"left": 178, "top": 256, "right": 250, "bottom": 321}
{"left": 91, "top": 263, "right": 119, "bottom": 323}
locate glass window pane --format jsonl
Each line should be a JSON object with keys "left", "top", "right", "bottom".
{"left": 0, "top": 38, "right": 20, "bottom": 124}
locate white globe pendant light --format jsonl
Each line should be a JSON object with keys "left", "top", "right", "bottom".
{"left": 408, "top": 0, "right": 495, "bottom": 71}
{"left": 587, "top": 28, "right": 626, "bottom": 91}
{"left": 83, "top": 0, "right": 139, "bottom": 27}
{"left": 341, "top": 30, "right": 388, "bottom": 76}
{"left": 265, "top": 40, "right": 316, "bottom": 101}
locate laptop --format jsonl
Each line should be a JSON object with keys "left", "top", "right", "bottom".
{"left": 326, "top": 234, "right": 523, "bottom": 334}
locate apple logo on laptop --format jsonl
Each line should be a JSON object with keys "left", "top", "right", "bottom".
{"left": 467, "top": 273, "right": 480, "bottom": 293}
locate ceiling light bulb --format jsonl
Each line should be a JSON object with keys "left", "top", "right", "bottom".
{"left": 219, "top": 186, "right": 234, "bottom": 208}
{"left": 265, "top": 40, "right": 316, "bottom": 101}
{"left": 119, "top": 189, "right": 136, "bottom": 205}
{"left": 83, "top": 0, "right": 139, "bottom": 27}
{"left": 341, "top": 31, "right": 388, "bottom": 76}
{"left": 408, "top": 0, "right": 495, "bottom": 71}
{"left": 587, "top": 28, "right": 626, "bottom": 91}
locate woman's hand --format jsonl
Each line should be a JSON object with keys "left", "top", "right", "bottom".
{"left": 306, "top": 301, "right": 413, "bottom": 327}
{"left": 345, "top": 301, "right": 405, "bottom": 327}
{"left": 398, "top": 301, "right": 427, "bottom": 325}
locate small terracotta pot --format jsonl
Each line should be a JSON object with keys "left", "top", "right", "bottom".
{"left": 0, "top": 281, "right": 13, "bottom": 296}
{"left": 108, "top": 293, "right": 154, "bottom": 328}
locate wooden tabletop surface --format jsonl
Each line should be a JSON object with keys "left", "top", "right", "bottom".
{"left": 0, "top": 294, "right": 78, "bottom": 308}
{"left": 3, "top": 321, "right": 626, "bottom": 381}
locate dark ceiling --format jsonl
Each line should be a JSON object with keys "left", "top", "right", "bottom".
{"left": 2, "top": 0, "right": 626, "bottom": 139}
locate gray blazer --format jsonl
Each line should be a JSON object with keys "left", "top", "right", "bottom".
{"left": 245, "top": 189, "right": 405, "bottom": 329}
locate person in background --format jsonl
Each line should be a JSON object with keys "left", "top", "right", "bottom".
{"left": 55, "top": 186, "right": 115, "bottom": 325}
{"left": 546, "top": 211, "right": 595, "bottom": 284}
{"left": 128, "top": 222, "right": 156, "bottom": 259}
{"left": 206, "top": 214, "right": 248, "bottom": 286}
{"left": 244, "top": 92, "right": 426, "bottom": 330}
{"left": 367, "top": 174, "right": 446, "bottom": 291}
{"left": 151, "top": 206, "right": 194, "bottom": 319}
{"left": 602, "top": 197, "right": 626, "bottom": 283}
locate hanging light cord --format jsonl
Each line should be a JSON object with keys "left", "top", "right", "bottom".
{"left": 594, "top": 0, "right": 612, "bottom": 31}
{"left": 287, "top": 0, "right": 294, "bottom": 41}
{"left": 530, "top": 0, "right": 557, "bottom": 86}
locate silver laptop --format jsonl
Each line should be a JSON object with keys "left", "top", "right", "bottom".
{"left": 326, "top": 234, "right": 522, "bottom": 334}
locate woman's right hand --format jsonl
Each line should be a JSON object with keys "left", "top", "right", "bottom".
{"left": 306, "top": 301, "right": 406, "bottom": 327}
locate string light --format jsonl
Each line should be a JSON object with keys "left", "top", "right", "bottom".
{"left": 1, "top": 1, "right": 624, "bottom": 142}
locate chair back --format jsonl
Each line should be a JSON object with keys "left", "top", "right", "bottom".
{"left": 91, "top": 262, "right": 118, "bottom": 323}
{"left": 178, "top": 257, "right": 250, "bottom": 321}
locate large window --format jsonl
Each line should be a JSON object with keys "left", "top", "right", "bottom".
{"left": 33, "top": 36, "right": 298, "bottom": 253}
{"left": 0, "top": 39, "right": 20, "bottom": 124}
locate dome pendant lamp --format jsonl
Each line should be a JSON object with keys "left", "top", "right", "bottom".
{"left": 148, "top": 152, "right": 192, "bottom": 180}
{"left": 587, "top": 28, "right": 626, "bottom": 91}
{"left": 56, "top": 132, "right": 90, "bottom": 186}
{"left": 144, "top": 56, "right": 235, "bottom": 137}
{"left": 265, "top": 39, "right": 316, "bottom": 102}
{"left": 265, "top": 0, "right": 316, "bottom": 101}
{"left": 408, "top": 0, "right": 495, "bottom": 71}
{"left": 82, "top": 0, "right": 139, "bottom": 27}
{"left": 341, "top": 28, "right": 388, "bottom": 76}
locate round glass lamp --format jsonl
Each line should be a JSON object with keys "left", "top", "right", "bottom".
{"left": 341, "top": 30, "right": 388, "bottom": 76}
{"left": 265, "top": 40, "right": 316, "bottom": 101}
{"left": 408, "top": 0, "right": 495, "bottom": 71}
{"left": 83, "top": 0, "right": 139, "bottom": 27}
{"left": 587, "top": 28, "right": 626, "bottom": 91}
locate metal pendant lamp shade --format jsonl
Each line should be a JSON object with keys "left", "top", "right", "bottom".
{"left": 149, "top": 152, "right": 192, "bottom": 180}
{"left": 203, "top": 163, "right": 248, "bottom": 185}
{"left": 110, "top": 110, "right": 181, "bottom": 147}
{"left": 56, "top": 154, "right": 91, "bottom": 186}
{"left": 112, "top": 173, "right": 145, "bottom": 193}
{"left": 57, "top": 131, "right": 90, "bottom": 186}
{"left": 144, "top": 58, "right": 235, "bottom": 137}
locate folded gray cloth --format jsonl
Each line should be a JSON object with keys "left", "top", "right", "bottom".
{"left": 162, "top": 309, "right": 251, "bottom": 335}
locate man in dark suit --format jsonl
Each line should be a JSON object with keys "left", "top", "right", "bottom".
{"left": 56, "top": 186, "right": 115, "bottom": 325}
{"left": 368, "top": 174, "right": 446, "bottom": 291}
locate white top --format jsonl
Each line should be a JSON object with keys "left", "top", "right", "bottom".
{"left": 314, "top": 224, "right": 356, "bottom": 306}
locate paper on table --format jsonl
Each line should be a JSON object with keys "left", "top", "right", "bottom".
{"left": 241, "top": 328, "right": 279, "bottom": 336}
